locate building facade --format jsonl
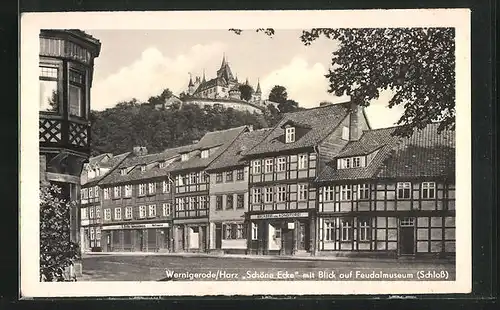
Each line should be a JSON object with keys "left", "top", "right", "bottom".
{"left": 97, "top": 146, "right": 187, "bottom": 252}
{"left": 169, "top": 126, "right": 249, "bottom": 253}
{"left": 39, "top": 30, "right": 101, "bottom": 278}
{"left": 242, "top": 102, "right": 371, "bottom": 255}
{"left": 316, "top": 124, "right": 456, "bottom": 257}
{"left": 205, "top": 128, "right": 271, "bottom": 254}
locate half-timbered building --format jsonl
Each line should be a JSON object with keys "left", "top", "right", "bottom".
{"left": 80, "top": 152, "right": 130, "bottom": 252}
{"left": 169, "top": 126, "right": 249, "bottom": 253}
{"left": 242, "top": 102, "right": 371, "bottom": 255}
{"left": 205, "top": 128, "right": 271, "bottom": 254}
{"left": 98, "top": 146, "right": 188, "bottom": 252}
{"left": 315, "top": 123, "right": 455, "bottom": 257}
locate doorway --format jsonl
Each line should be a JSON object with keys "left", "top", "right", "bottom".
{"left": 282, "top": 227, "right": 294, "bottom": 255}
{"left": 215, "top": 224, "right": 222, "bottom": 250}
{"left": 297, "top": 221, "right": 309, "bottom": 251}
{"left": 399, "top": 217, "right": 415, "bottom": 255}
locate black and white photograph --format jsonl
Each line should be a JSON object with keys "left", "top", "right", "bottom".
{"left": 20, "top": 9, "right": 471, "bottom": 296}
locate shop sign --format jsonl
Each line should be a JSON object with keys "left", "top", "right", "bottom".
{"left": 101, "top": 222, "right": 170, "bottom": 230}
{"left": 250, "top": 212, "right": 309, "bottom": 220}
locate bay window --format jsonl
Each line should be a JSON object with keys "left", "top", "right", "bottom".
{"left": 39, "top": 66, "right": 59, "bottom": 113}
{"left": 68, "top": 69, "right": 85, "bottom": 117}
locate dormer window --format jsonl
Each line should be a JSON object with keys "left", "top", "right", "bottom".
{"left": 201, "top": 149, "right": 209, "bottom": 159}
{"left": 159, "top": 161, "right": 166, "bottom": 169}
{"left": 120, "top": 168, "right": 127, "bottom": 176}
{"left": 342, "top": 126, "right": 350, "bottom": 140}
{"left": 338, "top": 156, "right": 365, "bottom": 169}
{"left": 181, "top": 153, "right": 189, "bottom": 162}
{"left": 140, "top": 165, "right": 146, "bottom": 172}
{"left": 285, "top": 127, "right": 296, "bottom": 143}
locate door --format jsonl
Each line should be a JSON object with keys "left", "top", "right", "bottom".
{"left": 399, "top": 217, "right": 415, "bottom": 255}
{"left": 215, "top": 224, "right": 222, "bottom": 249}
{"left": 176, "top": 226, "right": 184, "bottom": 252}
{"left": 282, "top": 228, "right": 294, "bottom": 255}
{"left": 297, "top": 222, "right": 308, "bottom": 251}
{"left": 136, "top": 230, "right": 145, "bottom": 252}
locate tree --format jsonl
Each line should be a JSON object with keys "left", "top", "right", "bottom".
{"left": 239, "top": 84, "right": 254, "bottom": 101}
{"left": 278, "top": 99, "right": 299, "bottom": 113}
{"left": 268, "top": 85, "right": 288, "bottom": 103}
{"left": 230, "top": 28, "right": 455, "bottom": 136}
{"left": 40, "top": 184, "right": 80, "bottom": 281}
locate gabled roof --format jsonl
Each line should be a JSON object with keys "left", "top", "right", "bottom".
{"left": 167, "top": 125, "right": 249, "bottom": 173}
{"left": 244, "top": 102, "right": 350, "bottom": 156}
{"left": 82, "top": 152, "right": 131, "bottom": 187}
{"left": 316, "top": 123, "right": 455, "bottom": 182}
{"left": 99, "top": 146, "right": 191, "bottom": 185}
{"left": 87, "top": 153, "right": 112, "bottom": 167}
{"left": 206, "top": 128, "right": 272, "bottom": 171}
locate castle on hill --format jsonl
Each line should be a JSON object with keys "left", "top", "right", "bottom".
{"left": 179, "top": 55, "right": 276, "bottom": 114}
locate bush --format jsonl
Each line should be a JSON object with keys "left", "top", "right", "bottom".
{"left": 39, "top": 184, "right": 81, "bottom": 281}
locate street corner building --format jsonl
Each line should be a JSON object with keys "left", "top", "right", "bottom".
{"left": 38, "top": 29, "right": 101, "bottom": 277}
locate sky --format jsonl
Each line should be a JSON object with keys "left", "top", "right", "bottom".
{"left": 85, "top": 29, "right": 404, "bottom": 129}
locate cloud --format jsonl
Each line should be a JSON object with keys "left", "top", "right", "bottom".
{"left": 364, "top": 90, "right": 405, "bottom": 129}
{"left": 91, "top": 42, "right": 226, "bottom": 110}
{"left": 260, "top": 57, "right": 334, "bottom": 108}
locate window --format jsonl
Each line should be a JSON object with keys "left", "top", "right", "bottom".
{"left": 352, "top": 157, "right": 361, "bottom": 168}
{"left": 274, "top": 227, "right": 282, "bottom": 238}
{"left": 216, "top": 195, "right": 223, "bottom": 210}
{"left": 104, "top": 188, "right": 110, "bottom": 200}
{"left": 226, "top": 171, "right": 233, "bottom": 182}
{"left": 181, "top": 153, "right": 189, "bottom": 161}
{"left": 120, "top": 168, "right": 127, "bottom": 175}
{"left": 342, "top": 126, "right": 350, "bottom": 140}
{"left": 69, "top": 69, "right": 85, "bottom": 117}
{"left": 90, "top": 228, "right": 95, "bottom": 241}
{"left": 104, "top": 209, "right": 111, "bottom": 220}
{"left": 94, "top": 186, "right": 99, "bottom": 201}
{"left": 89, "top": 207, "right": 95, "bottom": 219}
{"left": 138, "top": 184, "right": 146, "bottom": 196}
{"left": 358, "top": 218, "right": 371, "bottom": 241}
{"left": 140, "top": 165, "right": 146, "bottom": 172}
{"left": 400, "top": 217, "right": 415, "bottom": 226}
{"left": 298, "top": 154, "right": 308, "bottom": 170}
{"left": 252, "top": 188, "right": 262, "bottom": 204}
{"left": 264, "top": 187, "right": 273, "bottom": 203}
{"left": 236, "top": 168, "right": 244, "bottom": 181}
{"left": 358, "top": 184, "right": 370, "bottom": 200}
{"left": 162, "top": 203, "right": 171, "bottom": 217}
{"left": 95, "top": 168, "right": 100, "bottom": 177}
{"left": 139, "top": 206, "right": 147, "bottom": 218}
{"left": 88, "top": 187, "right": 94, "bottom": 198}
{"left": 200, "top": 196, "right": 208, "bottom": 209}
{"left": 340, "top": 185, "right": 352, "bottom": 201}
{"left": 276, "top": 157, "right": 286, "bottom": 172}
{"left": 81, "top": 208, "right": 88, "bottom": 219}
{"left": 224, "top": 225, "right": 232, "bottom": 239}
{"left": 124, "top": 185, "right": 132, "bottom": 197}
{"left": 298, "top": 184, "right": 308, "bottom": 201}
{"left": 251, "top": 223, "right": 258, "bottom": 240}
{"left": 39, "top": 66, "right": 59, "bottom": 113}
{"left": 216, "top": 172, "right": 223, "bottom": 183}
{"left": 226, "top": 195, "right": 234, "bottom": 210}
{"left": 340, "top": 219, "right": 352, "bottom": 241}
{"left": 125, "top": 207, "right": 133, "bottom": 219}
{"left": 252, "top": 160, "right": 261, "bottom": 174}
{"left": 324, "top": 221, "right": 335, "bottom": 241}
{"left": 236, "top": 224, "right": 244, "bottom": 239}
{"left": 190, "top": 172, "right": 198, "bottom": 185}
{"left": 177, "top": 198, "right": 184, "bottom": 211}
{"left": 201, "top": 149, "right": 209, "bottom": 158}
{"left": 148, "top": 205, "right": 156, "bottom": 217}
{"left": 114, "top": 208, "right": 122, "bottom": 220}
{"left": 95, "top": 207, "right": 101, "bottom": 219}
{"left": 81, "top": 188, "right": 88, "bottom": 200}
{"left": 159, "top": 161, "right": 167, "bottom": 169}
{"left": 113, "top": 186, "right": 121, "bottom": 198}
{"left": 162, "top": 180, "right": 171, "bottom": 193}
{"left": 276, "top": 186, "right": 287, "bottom": 202}
{"left": 95, "top": 228, "right": 101, "bottom": 241}
{"left": 264, "top": 159, "right": 273, "bottom": 173}
{"left": 397, "top": 182, "right": 411, "bottom": 199}
{"left": 148, "top": 182, "right": 156, "bottom": 195}
{"left": 237, "top": 194, "right": 244, "bottom": 209}
{"left": 285, "top": 127, "right": 296, "bottom": 143}
{"left": 421, "top": 182, "right": 436, "bottom": 199}
{"left": 323, "top": 186, "right": 334, "bottom": 202}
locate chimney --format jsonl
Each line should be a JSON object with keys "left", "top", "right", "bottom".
{"left": 133, "top": 146, "right": 148, "bottom": 156}
{"left": 349, "top": 101, "right": 364, "bottom": 141}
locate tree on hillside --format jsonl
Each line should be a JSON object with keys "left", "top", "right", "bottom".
{"left": 148, "top": 88, "right": 173, "bottom": 107}
{"left": 278, "top": 99, "right": 300, "bottom": 113}
{"left": 239, "top": 84, "right": 254, "bottom": 101}
{"left": 268, "top": 85, "right": 288, "bottom": 103}
{"left": 230, "top": 28, "right": 456, "bottom": 136}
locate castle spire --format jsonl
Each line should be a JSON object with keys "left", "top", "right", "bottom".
{"left": 220, "top": 53, "right": 227, "bottom": 68}
{"left": 256, "top": 78, "right": 261, "bottom": 93}
{"left": 202, "top": 69, "right": 206, "bottom": 83}
{"left": 188, "top": 73, "right": 194, "bottom": 87}
{"left": 245, "top": 77, "right": 249, "bottom": 85}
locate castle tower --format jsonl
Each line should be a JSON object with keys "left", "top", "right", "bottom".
{"left": 188, "top": 74, "right": 195, "bottom": 95}
{"left": 254, "top": 79, "right": 262, "bottom": 102}
{"left": 202, "top": 69, "right": 206, "bottom": 83}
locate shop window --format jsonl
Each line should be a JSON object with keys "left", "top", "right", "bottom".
{"left": 39, "top": 66, "right": 59, "bottom": 113}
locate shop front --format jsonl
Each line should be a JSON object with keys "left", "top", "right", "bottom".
{"left": 172, "top": 218, "right": 209, "bottom": 253}
{"left": 101, "top": 222, "right": 172, "bottom": 253}
{"left": 247, "top": 211, "right": 315, "bottom": 256}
